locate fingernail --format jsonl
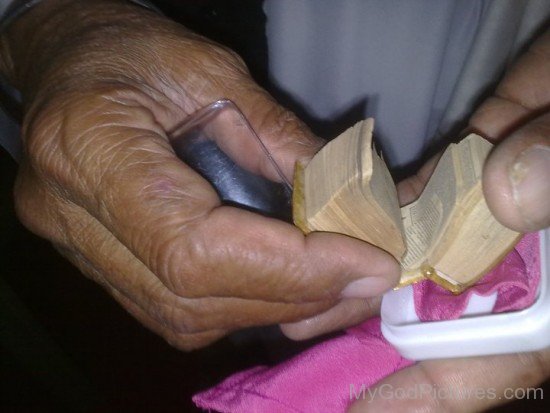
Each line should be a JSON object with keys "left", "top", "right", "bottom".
{"left": 509, "top": 145, "right": 550, "bottom": 230}
{"left": 341, "top": 277, "right": 393, "bottom": 298}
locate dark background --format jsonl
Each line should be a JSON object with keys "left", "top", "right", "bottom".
{"left": 1, "top": 1, "right": 548, "bottom": 412}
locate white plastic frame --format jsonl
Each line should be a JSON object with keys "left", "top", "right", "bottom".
{"left": 381, "top": 229, "right": 550, "bottom": 360}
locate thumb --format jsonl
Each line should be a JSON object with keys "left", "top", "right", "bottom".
{"left": 482, "top": 112, "right": 550, "bottom": 232}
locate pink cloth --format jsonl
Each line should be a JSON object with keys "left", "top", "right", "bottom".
{"left": 194, "top": 233, "right": 540, "bottom": 413}
{"left": 414, "top": 233, "right": 540, "bottom": 321}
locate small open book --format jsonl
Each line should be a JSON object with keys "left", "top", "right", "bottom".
{"left": 293, "top": 119, "right": 521, "bottom": 293}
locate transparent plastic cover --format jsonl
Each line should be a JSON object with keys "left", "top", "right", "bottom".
{"left": 169, "top": 99, "right": 292, "bottom": 220}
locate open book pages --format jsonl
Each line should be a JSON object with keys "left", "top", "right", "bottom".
{"left": 293, "top": 119, "right": 521, "bottom": 293}
{"left": 293, "top": 119, "right": 405, "bottom": 259}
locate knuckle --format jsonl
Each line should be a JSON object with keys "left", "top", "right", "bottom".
{"left": 25, "top": 87, "right": 169, "bottom": 202}
{"left": 23, "top": 93, "right": 98, "bottom": 197}
{"left": 150, "top": 292, "right": 208, "bottom": 335}
{"left": 91, "top": 139, "right": 172, "bottom": 216}
{"left": 152, "top": 223, "right": 213, "bottom": 298}
{"left": 179, "top": 40, "right": 250, "bottom": 96}
{"left": 157, "top": 302, "right": 199, "bottom": 335}
{"left": 23, "top": 102, "right": 66, "bottom": 181}
{"left": 197, "top": 40, "right": 247, "bottom": 72}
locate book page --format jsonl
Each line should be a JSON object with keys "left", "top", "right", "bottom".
{"left": 454, "top": 134, "right": 489, "bottom": 193}
{"left": 426, "top": 134, "right": 492, "bottom": 262}
{"left": 367, "top": 144, "right": 404, "bottom": 242}
{"left": 300, "top": 119, "right": 406, "bottom": 259}
{"left": 400, "top": 148, "right": 457, "bottom": 270}
{"left": 399, "top": 135, "right": 490, "bottom": 271}
{"left": 427, "top": 134, "right": 520, "bottom": 288}
{"left": 432, "top": 192, "right": 520, "bottom": 286}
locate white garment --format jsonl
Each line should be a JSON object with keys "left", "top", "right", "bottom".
{"left": 265, "top": 0, "right": 550, "bottom": 168}
{"left": 0, "top": 1, "right": 549, "bottom": 165}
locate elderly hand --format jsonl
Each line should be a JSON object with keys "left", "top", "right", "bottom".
{"left": 1, "top": 0, "right": 399, "bottom": 350}
{"left": 349, "top": 30, "right": 550, "bottom": 413}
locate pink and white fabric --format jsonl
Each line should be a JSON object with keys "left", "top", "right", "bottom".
{"left": 194, "top": 233, "right": 540, "bottom": 413}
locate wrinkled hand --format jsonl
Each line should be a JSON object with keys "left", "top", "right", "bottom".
{"left": 350, "top": 30, "right": 550, "bottom": 412}
{"left": 2, "top": 0, "right": 399, "bottom": 350}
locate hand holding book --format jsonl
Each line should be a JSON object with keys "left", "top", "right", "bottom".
{"left": 347, "top": 29, "right": 550, "bottom": 413}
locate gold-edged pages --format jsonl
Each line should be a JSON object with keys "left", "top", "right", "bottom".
{"left": 293, "top": 119, "right": 520, "bottom": 293}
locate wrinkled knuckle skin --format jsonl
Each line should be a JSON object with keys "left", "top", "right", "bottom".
{"left": 153, "top": 300, "right": 204, "bottom": 336}
{"left": 24, "top": 100, "right": 60, "bottom": 163}
{"left": 194, "top": 40, "right": 248, "bottom": 73}
{"left": 140, "top": 274, "right": 211, "bottom": 336}
{"left": 23, "top": 98, "right": 78, "bottom": 194}
{"left": 176, "top": 38, "right": 252, "bottom": 101}
{"left": 152, "top": 225, "right": 211, "bottom": 299}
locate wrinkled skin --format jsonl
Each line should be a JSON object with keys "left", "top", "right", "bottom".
{"left": 1, "top": 0, "right": 400, "bottom": 350}
{"left": 1, "top": 1, "right": 548, "bottom": 411}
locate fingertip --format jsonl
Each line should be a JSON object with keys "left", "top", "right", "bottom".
{"left": 340, "top": 276, "right": 397, "bottom": 299}
{"left": 483, "top": 125, "right": 550, "bottom": 232}
{"left": 508, "top": 145, "right": 550, "bottom": 230}
{"left": 482, "top": 145, "right": 524, "bottom": 231}
{"left": 280, "top": 321, "right": 314, "bottom": 341}
{"left": 280, "top": 297, "right": 380, "bottom": 341}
